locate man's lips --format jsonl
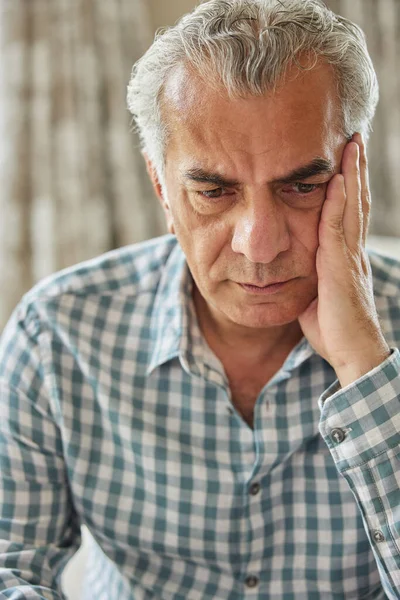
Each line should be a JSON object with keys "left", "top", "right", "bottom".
{"left": 238, "top": 278, "right": 296, "bottom": 295}
{"left": 240, "top": 280, "right": 290, "bottom": 287}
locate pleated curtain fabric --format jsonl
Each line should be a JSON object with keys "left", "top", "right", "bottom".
{"left": 1, "top": 0, "right": 400, "bottom": 331}
{"left": 0, "top": 0, "right": 165, "bottom": 330}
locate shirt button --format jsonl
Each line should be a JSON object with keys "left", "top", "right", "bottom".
{"left": 331, "top": 428, "right": 345, "bottom": 444}
{"left": 245, "top": 575, "right": 259, "bottom": 588}
{"left": 249, "top": 482, "right": 261, "bottom": 496}
{"left": 373, "top": 530, "right": 385, "bottom": 543}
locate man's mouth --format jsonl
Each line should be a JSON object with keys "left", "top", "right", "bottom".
{"left": 238, "top": 279, "right": 295, "bottom": 295}
{"left": 241, "top": 280, "right": 290, "bottom": 287}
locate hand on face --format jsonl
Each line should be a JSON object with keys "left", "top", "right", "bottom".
{"left": 298, "top": 133, "right": 390, "bottom": 387}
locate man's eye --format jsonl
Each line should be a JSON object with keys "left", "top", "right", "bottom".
{"left": 198, "top": 188, "right": 225, "bottom": 199}
{"left": 197, "top": 183, "right": 321, "bottom": 200}
{"left": 287, "top": 183, "right": 319, "bottom": 194}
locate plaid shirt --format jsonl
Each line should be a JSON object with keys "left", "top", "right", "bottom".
{"left": 1, "top": 234, "right": 400, "bottom": 600}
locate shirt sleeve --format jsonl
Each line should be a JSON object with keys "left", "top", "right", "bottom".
{"left": 0, "top": 300, "right": 81, "bottom": 599}
{"left": 318, "top": 348, "right": 400, "bottom": 600}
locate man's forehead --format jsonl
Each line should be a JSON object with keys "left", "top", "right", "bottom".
{"left": 163, "top": 61, "right": 344, "bottom": 179}
{"left": 163, "top": 59, "right": 338, "bottom": 116}
{"left": 163, "top": 63, "right": 209, "bottom": 118}
{"left": 163, "top": 64, "right": 341, "bottom": 153}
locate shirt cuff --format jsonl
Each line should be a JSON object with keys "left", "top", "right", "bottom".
{"left": 318, "top": 348, "right": 400, "bottom": 473}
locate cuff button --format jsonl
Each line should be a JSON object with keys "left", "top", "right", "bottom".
{"left": 331, "top": 428, "right": 345, "bottom": 444}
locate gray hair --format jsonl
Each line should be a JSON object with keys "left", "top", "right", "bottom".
{"left": 127, "top": 0, "right": 379, "bottom": 183}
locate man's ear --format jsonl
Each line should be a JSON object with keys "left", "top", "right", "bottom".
{"left": 143, "top": 152, "right": 175, "bottom": 235}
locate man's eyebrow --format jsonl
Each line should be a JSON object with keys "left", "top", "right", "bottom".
{"left": 181, "top": 157, "right": 335, "bottom": 187}
{"left": 273, "top": 157, "right": 335, "bottom": 184}
{"left": 181, "top": 168, "right": 240, "bottom": 188}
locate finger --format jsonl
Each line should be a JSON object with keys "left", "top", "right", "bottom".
{"left": 353, "top": 132, "right": 371, "bottom": 246}
{"left": 342, "top": 140, "right": 362, "bottom": 252}
{"left": 319, "top": 173, "right": 347, "bottom": 249}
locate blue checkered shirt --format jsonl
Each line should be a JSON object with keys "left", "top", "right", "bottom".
{"left": 1, "top": 234, "right": 400, "bottom": 600}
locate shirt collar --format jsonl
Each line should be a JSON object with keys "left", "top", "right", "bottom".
{"left": 146, "top": 242, "right": 227, "bottom": 384}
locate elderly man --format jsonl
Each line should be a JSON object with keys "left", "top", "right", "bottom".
{"left": 1, "top": 0, "right": 400, "bottom": 598}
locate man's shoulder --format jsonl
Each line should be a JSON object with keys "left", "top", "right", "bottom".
{"left": 16, "top": 234, "right": 180, "bottom": 322}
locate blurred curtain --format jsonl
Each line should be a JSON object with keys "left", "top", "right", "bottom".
{"left": 327, "top": 0, "right": 400, "bottom": 237}
{"left": 0, "top": 0, "right": 165, "bottom": 329}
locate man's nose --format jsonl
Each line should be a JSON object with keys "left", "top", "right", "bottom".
{"left": 231, "top": 194, "right": 291, "bottom": 263}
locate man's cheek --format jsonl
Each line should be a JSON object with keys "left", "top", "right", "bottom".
{"left": 297, "top": 210, "right": 321, "bottom": 254}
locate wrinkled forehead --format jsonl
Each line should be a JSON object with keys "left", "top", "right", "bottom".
{"left": 161, "top": 61, "right": 343, "bottom": 162}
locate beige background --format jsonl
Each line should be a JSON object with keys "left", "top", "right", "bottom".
{"left": 149, "top": 0, "right": 197, "bottom": 30}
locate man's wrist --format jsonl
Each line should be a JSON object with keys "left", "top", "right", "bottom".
{"left": 334, "top": 344, "right": 391, "bottom": 388}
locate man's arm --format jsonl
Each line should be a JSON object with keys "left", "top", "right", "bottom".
{"left": 298, "top": 133, "right": 400, "bottom": 598}
{"left": 318, "top": 350, "right": 400, "bottom": 600}
{"left": 0, "top": 300, "right": 81, "bottom": 599}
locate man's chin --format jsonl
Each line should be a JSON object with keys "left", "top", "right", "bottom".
{"left": 218, "top": 278, "right": 318, "bottom": 328}
{"left": 221, "top": 303, "right": 306, "bottom": 329}
{"left": 193, "top": 280, "right": 317, "bottom": 331}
